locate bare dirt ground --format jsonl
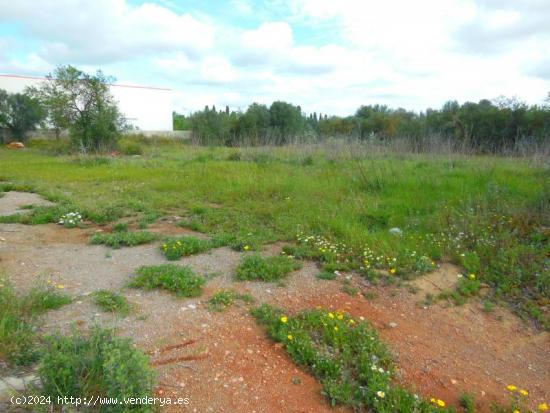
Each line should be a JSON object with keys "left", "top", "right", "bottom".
{"left": 0, "top": 192, "right": 55, "bottom": 216}
{"left": 0, "top": 195, "right": 548, "bottom": 412}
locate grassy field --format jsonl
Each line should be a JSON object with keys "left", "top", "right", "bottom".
{"left": 0, "top": 139, "right": 548, "bottom": 328}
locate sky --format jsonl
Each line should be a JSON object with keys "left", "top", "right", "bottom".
{"left": 0, "top": 0, "right": 549, "bottom": 116}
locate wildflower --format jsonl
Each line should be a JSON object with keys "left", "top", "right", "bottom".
{"left": 519, "top": 389, "right": 528, "bottom": 396}
{"left": 348, "top": 319, "right": 355, "bottom": 325}
{"left": 506, "top": 385, "right": 518, "bottom": 392}
{"left": 376, "top": 391, "right": 385, "bottom": 398}
{"left": 244, "top": 245, "right": 250, "bottom": 251}
{"left": 437, "top": 400, "right": 446, "bottom": 407}
{"left": 337, "top": 314, "right": 344, "bottom": 320}
{"left": 538, "top": 403, "right": 549, "bottom": 411}
{"left": 513, "top": 410, "right": 520, "bottom": 413}
{"left": 390, "top": 268, "right": 396, "bottom": 274}
{"left": 56, "top": 284, "right": 65, "bottom": 289}
{"left": 468, "top": 273, "right": 476, "bottom": 280}
{"left": 280, "top": 316, "right": 288, "bottom": 323}
{"left": 328, "top": 312, "right": 335, "bottom": 319}
{"left": 457, "top": 273, "right": 463, "bottom": 278}
{"left": 334, "top": 326, "right": 338, "bottom": 331}
{"left": 287, "top": 334, "right": 293, "bottom": 341}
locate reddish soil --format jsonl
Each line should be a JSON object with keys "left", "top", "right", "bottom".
{"left": 0, "top": 211, "right": 548, "bottom": 412}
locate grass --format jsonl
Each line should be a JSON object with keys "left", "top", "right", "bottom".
{"left": 0, "top": 142, "right": 547, "bottom": 327}
{"left": 252, "top": 304, "right": 453, "bottom": 412}
{"left": 39, "top": 327, "right": 155, "bottom": 410}
{"left": 92, "top": 290, "right": 131, "bottom": 316}
{"left": 129, "top": 264, "right": 205, "bottom": 297}
{"left": 0, "top": 279, "right": 71, "bottom": 365}
{"left": 208, "top": 289, "right": 254, "bottom": 312}
{"left": 90, "top": 230, "right": 159, "bottom": 248}
{"left": 235, "top": 254, "right": 303, "bottom": 282}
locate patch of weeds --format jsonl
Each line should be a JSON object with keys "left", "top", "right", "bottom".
{"left": 236, "top": 254, "right": 302, "bottom": 282}
{"left": 91, "top": 230, "right": 158, "bottom": 249}
{"left": 0, "top": 280, "right": 70, "bottom": 366}
{"left": 118, "top": 138, "right": 144, "bottom": 155}
{"left": 362, "top": 291, "right": 378, "bottom": 300}
{"left": 211, "top": 232, "right": 262, "bottom": 252}
{"left": 482, "top": 300, "right": 495, "bottom": 313}
{"left": 317, "top": 270, "right": 337, "bottom": 280}
{"left": 282, "top": 244, "right": 322, "bottom": 260}
{"left": 342, "top": 280, "right": 359, "bottom": 296}
{"left": 92, "top": 290, "right": 131, "bottom": 316}
{"left": 251, "top": 304, "right": 453, "bottom": 412}
{"left": 113, "top": 222, "right": 129, "bottom": 232}
{"left": 39, "top": 327, "right": 155, "bottom": 409}
{"left": 208, "top": 290, "right": 255, "bottom": 312}
{"left": 459, "top": 392, "right": 476, "bottom": 413}
{"left": 227, "top": 151, "right": 241, "bottom": 161}
{"left": 161, "top": 236, "right": 213, "bottom": 260}
{"left": 130, "top": 264, "right": 205, "bottom": 297}
{"left": 439, "top": 275, "right": 481, "bottom": 306}
{"left": 73, "top": 156, "right": 112, "bottom": 167}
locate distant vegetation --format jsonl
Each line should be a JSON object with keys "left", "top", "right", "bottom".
{"left": 180, "top": 95, "right": 550, "bottom": 154}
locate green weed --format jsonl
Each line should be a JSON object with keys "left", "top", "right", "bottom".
{"left": 236, "top": 254, "right": 302, "bottom": 282}
{"left": 129, "top": 264, "right": 205, "bottom": 297}
{"left": 91, "top": 230, "right": 158, "bottom": 248}
{"left": 208, "top": 290, "right": 255, "bottom": 312}
{"left": 92, "top": 290, "right": 131, "bottom": 316}
{"left": 161, "top": 236, "right": 214, "bottom": 260}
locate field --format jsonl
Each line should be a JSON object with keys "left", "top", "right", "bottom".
{"left": 0, "top": 138, "right": 548, "bottom": 412}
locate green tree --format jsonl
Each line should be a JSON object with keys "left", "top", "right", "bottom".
{"left": 0, "top": 89, "right": 45, "bottom": 142}
{"left": 28, "top": 65, "right": 125, "bottom": 152}
{"left": 269, "top": 101, "right": 304, "bottom": 144}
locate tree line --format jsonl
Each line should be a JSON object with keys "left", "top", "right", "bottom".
{"left": 176, "top": 96, "right": 550, "bottom": 152}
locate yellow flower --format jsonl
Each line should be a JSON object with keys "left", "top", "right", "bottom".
{"left": 287, "top": 334, "right": 293, "bottom": 341}
{"left": 469, "top": 273, "right": 476, "bottom": 280}
{"left": 348, "top": 319, "right": 355, "bottom": 325}
{"left": 337, "top": 314, "right": 344, "bottom": 320}
{"left": 506, "top": 385, "right": 517, "bottom": 392}
{"left": 280, "top": 316, "right": 288, "bottom": 323}
{"left": 56, "top": 284, "right": 65, "bottom": 289}
{"left": 334, "top": 326, "right": 338, "bottom": 331}
{"left": 244, "top": 245, "right": 250, "bottom": 251}
{"left": 513, "top": 410, "right": 520, "bottom": 413}
{"left": 538, "top": 402, "right": 549, "bottom": 412}
{"left": 376, "top": 391, "right": 385, "bottom": 398}
{"left": 328, "top": 312, "right": 335, "bottom": 319}
{"left": 519, "top": 389, "right": 528, "bottom": 396}
{"left": 437, "top": 399, "right": 446, "bottom": 407}
{"left": 390, "top": 268, "right": 396, "bottom": 274}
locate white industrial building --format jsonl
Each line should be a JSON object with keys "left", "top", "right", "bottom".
{"left": 0, "top": 74, "right": 173, "bottom": 132}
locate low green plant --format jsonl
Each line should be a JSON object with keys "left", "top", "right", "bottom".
{"left": 236, "top": 254, "right": 302, "bottom": 282}
{"left": 208, "top": 289, "right": 254, "bottom": 312}
{"left": 92, "top": 290, "right": 131, "bottom": 316}
{"left": 118, "top": 138, "right": 144, "bottom": 155}
{"left": 39, "top": 327, "right": 155, "bottom": 411}
{"left": 161, "top": 236, "right": 214, "bottom": 260}
{"left": 317, "top": 270, "right": 337, "bottom": 280}
{"left": 251, "top": 304, "right": 452, "bottom": 412}
{"left": 0, "top": 280, "right": 70, "bottom": 365}
{"left": 129, "top": 264, "right": 205, "bottom": 297}
{"left": 91, "top": 230, "right": 158, "bottom": 248}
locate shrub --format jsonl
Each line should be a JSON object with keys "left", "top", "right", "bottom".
{"left": 39, "top": 327, "right": 155, "bottom": 411}
{"left": 91, "top": 231, "right": 158, "bottom": 249}
{"left": 92, "top": 290, "right": 131, "bottom": 316}
{"left": 129, "top": 264, "right": 205, "bottom": 297}
{"left": 236, "top": 254, "right": 302, "bottom": 282}
{"left": 118, "top": 138, "right": 144, "bottom": 155}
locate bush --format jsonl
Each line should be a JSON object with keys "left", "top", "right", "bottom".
{"left": 208, "top": 290, "right": 254, "bottom": 312}
{"left": 236, "top": 254, "right": 302, "bottom": 282}
{"left": 39, "top": 327, "right": 155, "bottom": 411}
{"left": 118, "top": 138, "right": 144, "bottom": 155}
{"left": 130, "top": 264, "right": 205, "bottom": 297}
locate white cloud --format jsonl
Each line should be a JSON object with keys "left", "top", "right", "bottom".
{"left": 0, "top": 0, "right": 216, "bottom": 64}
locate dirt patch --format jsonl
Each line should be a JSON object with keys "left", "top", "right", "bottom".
{"left": 0, "top": 192, "right": 55, "bottom": 217}
{"left": 409, "top": 263, "right": 461, "bottom": 295}
{"left": 0, "top": 219, "right": 548, "bottom": 412}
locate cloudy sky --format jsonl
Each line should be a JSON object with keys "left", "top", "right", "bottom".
{"left": 0, "top": 0, "right": 549, "bottom": 115}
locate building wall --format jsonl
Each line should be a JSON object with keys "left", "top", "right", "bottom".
{"left": 0, "top": 74, "right": 173, "bottom": 131}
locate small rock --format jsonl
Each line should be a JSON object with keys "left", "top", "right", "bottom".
{"left": 388, "top": 322, "right": 398, "bottom": 328}
{"left": 389, "top": 227, "right": 403, "bottom": 236}
{"left": 187, "top": 304, "right": 196, "bottom": 309}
